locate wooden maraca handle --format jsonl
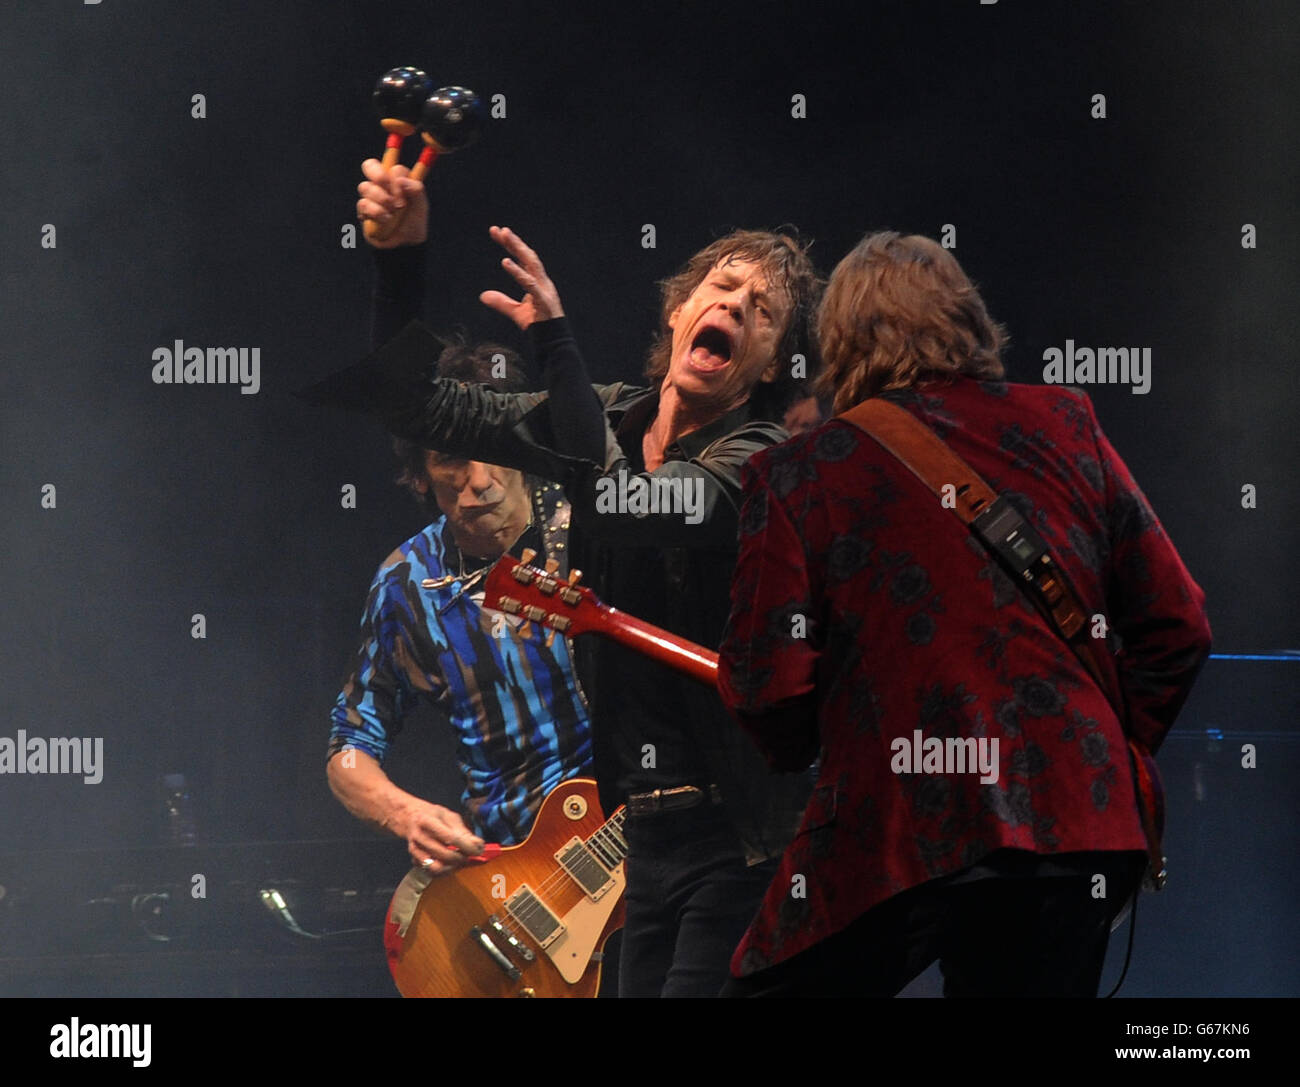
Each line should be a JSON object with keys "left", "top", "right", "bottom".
{"left": 364, "top": 139, "right": 440, "bottom": 244}
{"left": 379, "top": 123, "right": 413, "bottom": 170}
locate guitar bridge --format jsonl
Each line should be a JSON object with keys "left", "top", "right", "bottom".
{"left": 488, "top": 914, "right": 535, "bottom": 962}
{"left": 470, "top": 926, "right": 520, "bottom": 980}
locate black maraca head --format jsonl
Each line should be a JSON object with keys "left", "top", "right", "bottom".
{"left": 420, "top": 86, "right": 483, "bottom": 152}
{"left": 373, "top": 66, "right": 435, "bottom": 126}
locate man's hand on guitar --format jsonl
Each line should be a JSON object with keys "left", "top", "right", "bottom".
{"left": 356, "top": 157, "right": 428, "bottom": 249}
{"left": 395, "top": 798, "right": 486, "bottom": 874}
{"left": 479, "top": 226, "right": 565, "bottom": 330}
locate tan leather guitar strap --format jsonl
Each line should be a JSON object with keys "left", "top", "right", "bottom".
{"left": 838, "top": 397, "right": 1165, "bottom": 888}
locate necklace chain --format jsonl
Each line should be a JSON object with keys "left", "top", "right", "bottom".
{"left": 423, "top": 508, "right": 537, "bottom": 595}
{"left": 422, "top": 484, "right": 560, "bottom": 597}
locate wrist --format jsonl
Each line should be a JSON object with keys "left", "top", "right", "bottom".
{"left": 373, "top": 240, "right": 428, "bottom": 268}
{"left": 379, "top": 792, "right": 418, "bottom": 839}
{"left": 529, "top": 314, "right": 573, "bottom": 352}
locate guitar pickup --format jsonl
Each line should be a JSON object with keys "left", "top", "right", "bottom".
{"left": 556, "top": 839, "right": 615, "bottom": 901}
{"left": 504, "top": 884, "right": 565, "bottom": 949}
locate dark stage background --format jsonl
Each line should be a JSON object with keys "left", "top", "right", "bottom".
{"left": 0, "top": 0, "right": 1296, "bottom": 999}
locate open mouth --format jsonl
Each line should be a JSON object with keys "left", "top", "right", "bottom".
{"left": 688, "top": 326, "right": 734, "bottom": 372}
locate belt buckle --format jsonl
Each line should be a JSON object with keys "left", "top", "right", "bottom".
{"left": 627, "top": 783, "right": 719, "bottom": 816}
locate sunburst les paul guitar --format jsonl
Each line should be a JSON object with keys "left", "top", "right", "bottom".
{"left": 385, "top": 550, "right": 717, "bottom": 999}
{"left": 385, "top": 777, "right": 627, "bottom": 998}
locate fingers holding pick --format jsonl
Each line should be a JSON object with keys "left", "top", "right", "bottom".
{"left": 403, "top": 802, "right": 485, "bottom": 875}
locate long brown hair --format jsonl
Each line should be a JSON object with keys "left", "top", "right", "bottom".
{"left": 815, "top": 232, "right": 1006, "bottom": 414}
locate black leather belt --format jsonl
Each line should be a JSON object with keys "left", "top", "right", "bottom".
{"left": 625, "top": 784, "right": 723, "bottom": 816}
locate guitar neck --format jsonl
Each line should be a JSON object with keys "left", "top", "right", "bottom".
{"left": 588, "top": 805, "right": 628, "bottom": 868}
{"left": 592, "top": 606, "right": 719, "bottom": 686}
{"left": 484, "top": 553, "right": 719, "bottom": 687}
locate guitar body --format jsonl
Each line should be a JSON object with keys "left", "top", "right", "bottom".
{"left": 386, "top": 778, "right": 625, "bottom": 998}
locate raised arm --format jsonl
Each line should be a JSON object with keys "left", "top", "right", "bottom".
{"left": 480, "top": 226, "right": 608, "bottom": 464}
{"left": 356, "top": 157, "right": 430, "bottom": 348}
{"left": 478, "top": 226, "right": 787, "bottom": 549}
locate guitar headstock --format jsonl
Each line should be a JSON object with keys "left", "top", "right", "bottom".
{"left": 484, "top": 550, "right": 606, "bottom": 643}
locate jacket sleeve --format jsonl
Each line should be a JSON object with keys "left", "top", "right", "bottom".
{"left": 307, "top": 317, "right": 601, "bottom": 484}
{"left": 1092, "top": 401, "right": 1212, "bottom": 754}
{"left": 371, "top": 243, "right": 427, "bottom": 350}
{"left": 717, "top": 457, "right": 821, "bottom": 771}
{"left": 530, "top": 317, "right": 609, "bottom": 464}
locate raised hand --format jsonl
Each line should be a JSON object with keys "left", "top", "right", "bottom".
{"left": 356, "top": 157, "right": 428, "bottom": 249}
{"left": 479, "top": 226, "right": 565, "bottom": 330}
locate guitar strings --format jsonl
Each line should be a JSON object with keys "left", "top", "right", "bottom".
{"left": 495, "top": 821, "right": 625, "bottom": 942}
{"left": 484, "top": 563, "right": 640, "bottom": 942}
{"left": 487, "top": 809, "right": 629, "bottom": 947}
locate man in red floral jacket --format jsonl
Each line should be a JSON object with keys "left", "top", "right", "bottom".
{"left": 717, "top": 232, "right": 1212, "bottom": 997}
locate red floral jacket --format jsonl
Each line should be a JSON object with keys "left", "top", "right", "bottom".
{"left": 718, "top": 377, "right": 1212, "bottom": 975}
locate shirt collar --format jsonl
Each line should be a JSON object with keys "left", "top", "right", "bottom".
{"left": 617, "top": 389, "right": 758, "bottom": 462}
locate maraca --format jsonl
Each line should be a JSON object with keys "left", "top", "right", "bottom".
{"left": 419, "top": 85, "right": 485, "bottom": 157}
{"left": 372, "top": 66, "right": 435, "bottom": 168}
{"left": 366, "top": 85, "right": 483, "bottom": 244}
{"left": 399, "top": 85, "right": 485, "bottom": 183}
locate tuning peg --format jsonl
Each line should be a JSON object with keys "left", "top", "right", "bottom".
{"left": 568, "top": 569, "right": 583, "bottom": 586}
{"left": 518, "top": 620, "right": 533, "bottom": 639}
{"left": 520, "top": 548, "right": 537, "bottom": 565}
{"left": 544, "top": 629, "right": 556, "bottom": 649}
{"left": 544, "top": 558, "right": 559, "bottom": 575}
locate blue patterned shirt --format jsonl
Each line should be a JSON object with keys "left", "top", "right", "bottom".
{"left": 328, "top": 511, "right": 592, "bottom": 845}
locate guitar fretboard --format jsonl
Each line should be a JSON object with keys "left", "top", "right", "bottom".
{"left": 586, "top": 806, "right": 628, "bottom": 870}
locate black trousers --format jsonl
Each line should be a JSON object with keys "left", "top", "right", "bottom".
{"left": 722, "top": 850, "right": 1148, "bottom": 998}
{"left": 618, "top": 804, "right": 778, "bottom": 997}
